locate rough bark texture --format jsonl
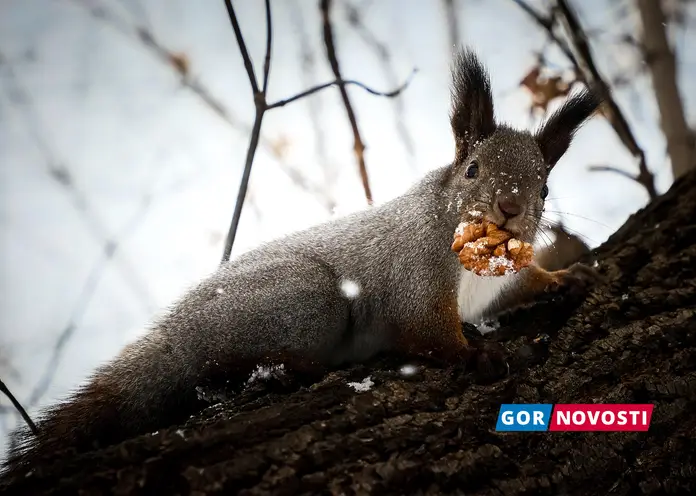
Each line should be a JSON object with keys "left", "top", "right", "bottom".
{"left": 3, "top": 170, "right": 696, "bottom": 496}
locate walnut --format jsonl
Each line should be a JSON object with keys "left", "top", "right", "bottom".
{"left": 451, "top": 221, "right": 534, "bottom": 276}
{"left": 451, "top": 223, "right": 484, "bottom": 252}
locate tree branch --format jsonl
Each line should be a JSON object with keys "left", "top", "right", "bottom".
{"left": 220, "top": 0, "right": 414, "bottom": 262}
{"left": 320, "top": 0, "right": 374, "bottom": 206}
{"left": 261, "top": 0, "right": 272, "bottom": 94}
{"left": 510, "top": 0, "right": 577, "bottom": 64}
{"left": 511, "top": 0, "right": 658, "bottom": 199}
{"left": 553, "top": 0, "right": 657, "bottom": 199}
{"left": 224, "top": 0, "right": 260, "bottom": 96}
{"left": 65, "top": 0, "right": 329, "bottom": 212}
{"left": 220, "top": 0, "right": 269, "bottom": 263}
{"left": 266, "top": 72, "right": 416, "bottom": 110}
{"left": 587, "top": 164, "right": 640, "bottom": 182}
{"left": 636, "top": 0, "right": 695, "bottom": 179}
{"left": 0, "top": 379, "right": 38, "bottom": 436}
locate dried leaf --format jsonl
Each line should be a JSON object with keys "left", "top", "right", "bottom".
{"left": 169, "top": 52, "right": 190, "bottom": 77}
{"left": 520, "top": 65, "right": 575, "bottom": 113}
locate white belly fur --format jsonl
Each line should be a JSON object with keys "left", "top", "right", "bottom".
{"left": 457, "top": 268, "right": 518, "bottom": 323}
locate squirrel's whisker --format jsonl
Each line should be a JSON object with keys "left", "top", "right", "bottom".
{"left": 539, "top": 210, "right": 612, "bottom": 229}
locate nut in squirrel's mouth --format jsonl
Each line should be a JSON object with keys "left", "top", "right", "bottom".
{"left": 451, "top": 220, "right": 534, "bottom": 276}
{"left": 495, "top": 221, "right": 524, "bottom": 241}
{"left": 462, "top": 213, "right": 526, "bottom": 242}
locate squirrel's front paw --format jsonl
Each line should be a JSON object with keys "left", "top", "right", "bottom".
{"left": 547, "top": 262, "right": 604, "bottom": 294}
{"left": 465, "top": 341, "right": 509, "bottom": 380}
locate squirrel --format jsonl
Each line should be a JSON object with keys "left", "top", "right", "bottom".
{"left": 1, "top": 48, "right": 601, "bottom": 478}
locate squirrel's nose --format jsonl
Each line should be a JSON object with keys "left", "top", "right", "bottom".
{"left": 497, "top": 197, "right": 523, "bottom": 219}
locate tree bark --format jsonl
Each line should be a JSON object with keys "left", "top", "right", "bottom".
{"left": 3, "top": 170, "right": 696, "bottom": 495}
{"left": 636, "top": 0, "right": 695, "bottom": 179}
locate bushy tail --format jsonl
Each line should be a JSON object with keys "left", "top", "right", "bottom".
{"left": 1, "top": 330, "right": 207, "bottom": 480}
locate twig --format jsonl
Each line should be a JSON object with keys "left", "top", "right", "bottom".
{"left": 261, "top": 0, "right": 272, "bottom": 95}
{"left": 509, "top": 0, "right": 658, "bottom": 199}
{"left": 320, "top": 0, "right": 373, "bottom": 206}
{"left": 220, "top": 0, "right": 414, "bottom": 262}
{"left": 1, "top": 378, "right": 38, "bottom": 435}
{"left": 60, "top": 0, "right": 297, "bottom": 219}
{"left": 68, "top": 0, "right": 387, "bottom": 232}
{"left": 221, "top": 0, "right": 271, "bottom": 264}
{"left": 267, "top": 72, "right": 416, "bottom": 110}
{"left": 554, "top": 0, "right": 657, "bottom": 199}
{"left": 510, "top": 0, "right": 577, "bottom": 63}
{"left": 587, "top": 164, "right": 640, "bottom": 182}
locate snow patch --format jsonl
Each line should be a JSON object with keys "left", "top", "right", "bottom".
{"left": 340, "top": 279, "right": 361, "bottom": 299}
{"left": 247, "top": 364, "right": 286, "bottom": 384}
{"left": 399, "top": 364, "right": 419, "bottom": 377}
{"left": 347, "top": 376, "right": 374, "bottom": 392}
{"left": 455, "top": 221, "right": 471, "bottom": 236}
{"left": 476, "top": 319, "right": 500, "bottom": 334}
{"left": 479, "top": 256, "right": 515, "bottom": 276}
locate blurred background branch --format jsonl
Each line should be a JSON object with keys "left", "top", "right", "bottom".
{"left": 221, "top": 0, "right": 414, "bottom": 261}
{"left": 66, "top": 0, "right": 334, "bottom": 212}
{"left": 636, "top": 0, "right": 695, "bottom": 180}
{"left": 442, "top": 0, "right": 463, "bottom": 53}
{"left": 510, "top": 0, "right": 659, "bottom": 199}
{"left": 344, "top": 1, "right": 417, "bottom": 169}
{"left": 554, "top": 0, "right": 659, "bottom": 199}
{"left": 320, "top": 0, "right": 374, "bottom": 206}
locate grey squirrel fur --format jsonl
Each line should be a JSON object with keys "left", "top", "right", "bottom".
{"left": 2, "top": 48, "right": 601, "bottom": 477}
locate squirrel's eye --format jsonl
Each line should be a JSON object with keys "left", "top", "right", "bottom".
{"left": 465, "top": 161, "right": 479, "bottom": 179}
{"left": 540, "top": 184, "right": 549, "bottom": 199}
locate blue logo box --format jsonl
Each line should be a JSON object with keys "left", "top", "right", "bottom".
{"left": 495, "top": 404, "right": 553, "bottom": 431}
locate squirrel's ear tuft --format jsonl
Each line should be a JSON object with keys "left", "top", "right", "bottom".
{"left": 535, "top": 88, "right": 602, "bottom": 169}
{"left": 450, "top": 48, "right": 496, "bottom": 162}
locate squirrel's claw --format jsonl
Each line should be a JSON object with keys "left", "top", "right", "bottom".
{"left": 546, "top": 262, "right": 605, "bottom": 294}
